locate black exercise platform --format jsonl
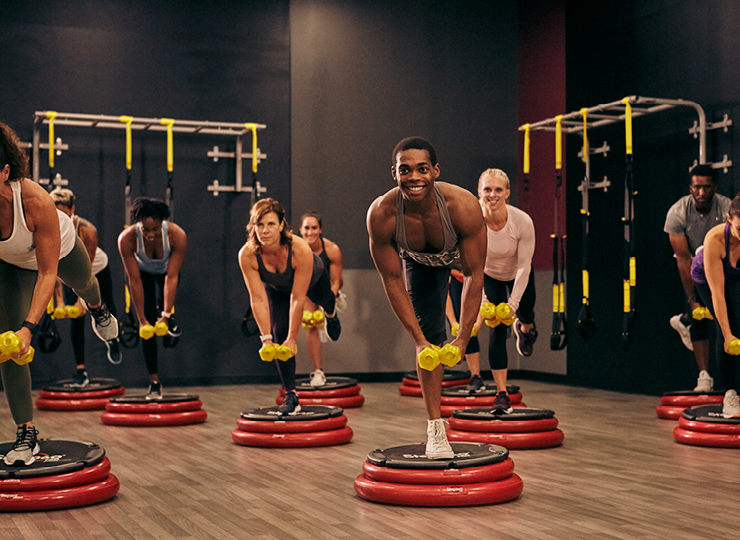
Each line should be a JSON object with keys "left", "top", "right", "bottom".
{"left": 233, "top": 405, "right": 353, "bottom": 447}
{"left": 36, "top": 378, "right": 125, "bottom": 411}
{"left": 447, "top": 408, "right": 564, "bottom": 449}
{"left": 101, "top": 394, "right": 207, "bottom": 426}
{"left": 276, "top": 377, "right": 365, "bottom": 408}
{"left": 656, "top": 390, "right": 724, "bottom": 420}
{"left": 354, "top": 442, "right": 522, "bottom": 506}
{"left": 0, "top": 440, "right": 119, "bottom": 512}
{"left": 399, "top": 370, "right": 471, "bottom": 396}
{"left": 674, "top": 405, "right": 740, "bottom": 447}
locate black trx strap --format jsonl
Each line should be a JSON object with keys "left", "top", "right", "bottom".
{"left": 119, "top": 116, "right": 139, "bottom": 349}
{"left": 621, "top": 98, "right": 636, "bottom": 350}
{"left": 246, "top": 123, "right": 260, "bottom": 208}
{"left": 576, "top": 109, "right": 596, "bottom": 341}
{"left": 551, "top": 117, "right": 568, "bottom": 350}
{"left": 162, "top": 118, "right": 175, "bottom": 220}
{"left": 46, "top": 111, "right": 58, "bottom": 193}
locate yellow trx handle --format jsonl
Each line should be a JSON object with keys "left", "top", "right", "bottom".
{"left": 582, "top": 270, "right": 589, "bottom": 304}
{"left": 559, "top": 283, "right": 565, "bottom": 314}
{"left": 161, "top": 118, "right": 174, "bottom": 172}
{"left": 629, "top": 256, "right": 636, "bottom": 287}
{"left": 580, "top": 108, "right": 588, "bottom": 164}
{"left": 555, "top": 115, "right": 562, "bottom": 170}
{"left": 125, "top": 284, "right": 132, "bottom": 313}
{"left": 621, "top": 97, "right": 633, "bottom": 155}
{"left": 46, "top": 111, "right": 58, "bottom": 169}
{"left": 623, "top": 280, "right": 631, "bottom": 313}
{"left": 120, "top": 116, "right": 133, "bottom": 171}
{"left": 552, "top": 283, "right": 559, "bottom": 313}
{"left": 523, "top": 124, "right": 530, "bottom": 175}
{"left": 245, "top": 123, "right": 259, "bottom": 173}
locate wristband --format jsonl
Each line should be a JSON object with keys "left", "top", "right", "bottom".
{"left": 161, "top": 311, "right": 172, "bottom": 319}
{"left": 260, "top": 333, "right": 273, "bottom": 343}
{"left": 21, "top": 320, "right": 39, "bottom": 335}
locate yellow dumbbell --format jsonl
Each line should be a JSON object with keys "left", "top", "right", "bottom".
{"left": 53, "top": 306, "right": 67, "bottom": 319}
{"left": 311, "top": 310, "right": 325, "bottom": 328}
{"left": 139, "top": 322, "right": 168, "bottom": 340}
{"left": 0, "top": 331, "right": 34, "bottom": 365}
{"left": 692, "top": 307, "right": 713, "bottom": 320}
{"left": 495, "top": 303, "right": 516, "bottom": 326}
{"left": 451, "top": 324, "right": 477, "bottom": 337}
{"left": 729, "top": 339, "right": 740, "bottom": 355}
{"left": 417, "top": 343, "right": 462, "bottom": 371}
{"left": 65, "top": 305, "right": 81, "bottom": 318}
{"left": 302, "top": 310, "right": 313, "bottom": 329}
{"left": 259, "top": 344, "right": 294, "bottom": 362}
{"left": 480, "top": 302, "right": 515, "bottom": 327}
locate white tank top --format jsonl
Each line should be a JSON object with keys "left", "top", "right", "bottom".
{"left": 73, "top": 216, "right": 108, "bottom": 275}
{"left": 0, "top": 181, "right": 76, "bottom": 270}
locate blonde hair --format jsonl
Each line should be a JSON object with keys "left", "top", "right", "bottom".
{"left": 478, "top": 168, "right": 510, "bottom": 190}
{"left": 50, "top": 187, "right": 75, "bottom": 208}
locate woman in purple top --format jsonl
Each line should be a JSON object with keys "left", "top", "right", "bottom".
{"left": 692, "top": 192, "right": 740, "bottom": 418}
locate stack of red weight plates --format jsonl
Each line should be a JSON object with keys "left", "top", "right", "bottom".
{"left": 673, "top": 404, "right": 740, "bottom": 447}
{"left": 399, "top": 370, "right": 471, "bottom": 397}
{"left": 36, "top": 379, "right": 125, "bottom": 411}
{"left": 656, "top": 391, "right": 724, "bottom": 420}
{"left": 354, "top": 442, "right": 522, "bottom": 506}
{"left": 446, "top": 408, "right": 564, "bottom": 449}
{"left": 0, "top": 440, "right": 119, "bottom": 512}
{"left": 101, "top": 394, "right": 207, "bottom": 426}
{"left": 440, "top": 385, "right": 524, "bottom": 417}
{"left": 277, "top": 377, "right": 364, "bottom": 408}
{"left": 233, "top": 405, "right": 353, "bottom": 447}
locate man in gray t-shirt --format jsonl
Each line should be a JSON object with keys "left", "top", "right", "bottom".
{"left": 664, "top": 164, "right": 730, "bottom": 392}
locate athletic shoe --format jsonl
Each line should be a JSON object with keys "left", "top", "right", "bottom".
{"left": 88, "top": 303, "right": 120, "bottom": 342}
{"left": 278, "top": 391, "right": 301, "bottom": 415}
{"left": 492, "top": 391, "right": 513, "bottom": 414}
{"left": 310, "top": 369, "right": 327, "bottom": 387}
{"left": 105, "top": 337, "right": 123, "bottom": 364}
{"left": 69, "top": 369, "right": 89, "bottom": 388}
{"left": 336, "top": 291, "right": 348, "bottom": 313}
{"left": 146, "top": 381, "right": 163, "bottom": 400}
{"left": 466, "top": 374, "right": 486, "bottom": 393}
{"left": 694, "top": 370, "right": 714, "bottom": 393}
{"left": 514, "top": 319, "right": 537, "bottom": 357}
{"left": 723, "top": 389, "right": 740, "bottom": 418}
{"left": 326, "top": 314, "right": 341, "bottom": 341}
{"left": 670, "top": 314, "right": 693, "bottom": 351}
{"left": 4, "top": 425, "right": 40, "bottom": 466}
{"left": 425, "top": 418, "right": 454, "bottom": 459}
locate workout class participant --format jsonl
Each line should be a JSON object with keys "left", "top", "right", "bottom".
{"left": 118, "top": 197, "right": 186, "bottom": 399}
{"left": 0, "top": 122, "right": 118, "bottom": 466}
{"left": 299, "top": 211, "right": 344, "bottom": 387}
{"left": 478, "top": 168, "right": 537, "bottom": 413}
{"left": 691, "top": 193, "right": 740, "bottom": 418}
{"left": 367, "top": 136, "right": 486, "bottom": 459}
{"left": 665, "top": 164, "right": 730, "bottom": 392}
{"left": 446, "top": 270, "right": 484, "bottom": 391}
{"left": 239, "top": 199, "right": 341, "bottom": 414}
{"left": 51, "top": 187, "right": 122, "bottom": 386}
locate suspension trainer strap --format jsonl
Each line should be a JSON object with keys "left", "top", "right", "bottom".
{"left": 551, "top": 115, "right": 567, "bottom": 350}
{"left": 576, "top": 108, "right": 595, "bottom": 341}
{"left": 121, "top": 116, "right": 134, "bottom": 228}
{"left": 46, "top": 111, "right": 58, "bottom": 192}
{"left": 621, "top": 97, "right": 635, "bottom": 350}
{"left": 245, "top": 123, "right": 259, "bottom": 208}
{"left": 162, "top": 118, "right": 175, "bottom": 220}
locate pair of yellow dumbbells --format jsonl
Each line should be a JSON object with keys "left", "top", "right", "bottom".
{"left": 692, "top": 306, "right": 713, "bottom": 320}
{"left": 450, "top": 324, "right": 477, "bottom": 338}
{"left": 480, "top": 302, "right": 515, "bottom": 327}
{"left": 302, "top": 310, "right": 325, "bottom": 329}
{"left": 259, "top": 343, "right": 293, "bottom": 362}
{"left": 139, "top": 322, "right": 168, "bottom": 340}
{"left": 0, "top": 331, "right": 34, "bottom": 365}
{"left": 417, "top": 343, "right": 462, "bottom": 371}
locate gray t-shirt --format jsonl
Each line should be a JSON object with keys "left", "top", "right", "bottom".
{"left": 664, "top": 194, "right": 731, "bottom": 255}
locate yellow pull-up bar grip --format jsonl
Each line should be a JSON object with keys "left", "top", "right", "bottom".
{"left": 245, "top": 123, "right": 259, "bottom": 174}
{"left": 582, "top": 270, "right": 589, "bottom": 302}
{"left": 523, "top": 124, "right": 530, "bottom": 175}
{"left": 555, "top": 115, "right": 562, "bottom": 170}
{"left": 161, "top": 118, "right": 174, "bottom": 172}
{"left": 580, "top": 108, "right": 588, "bottom": 164}
{"left": 120, "top": 116, "right": 133, "bottom": 171}
{"left": 622, "top": 97, "right": 633, "bottom": 155}
{"left": 46, "top": 111, "right": 58, "bottom": 169}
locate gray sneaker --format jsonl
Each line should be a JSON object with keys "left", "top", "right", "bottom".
{"left": 425, "top": 418, "right": 454, "bottom": 459}
{"left": 4, "top": 425, "right": 40, "bottom": 466}
{"left": 146, "top": 381, "right": 163, "bottom": 400}
{"left": 723, "top": 389, "right": 740, "bottom": 418}
{"left": 69, "top": 369, "right": 89, "bottom": 388}
{"left": 89, "top": 303, "right": 120, "bottom": 342}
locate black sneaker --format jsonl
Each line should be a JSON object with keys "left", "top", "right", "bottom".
{"left": 514, "top": 319, "right": 538, "bottom": 357}
{"left": 146, "top": 381, "right": 163, "bottom": 400}
{"left": 105, "top": 337, "right": 123, "bottom": 364}
{"left": 69, "top": 369, "right": 90, "bottom": 388}
{"left": 326, "top": 314, "right": 341, "bottom": 341}
{"left": 278, "top": 391, "right": 301, "bottom": 415}
{"left": 491, "top": 391, "right": 512, "bottom": 414}
{"left": 466, "top": 374, "right": 486, "bottom": 394}
{"left": 4, "top": 425, "right": 40, "bottom": 466}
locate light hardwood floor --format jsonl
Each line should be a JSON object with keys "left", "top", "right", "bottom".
{"left": 1, "top": 380, "right": 738, "bottom": 540}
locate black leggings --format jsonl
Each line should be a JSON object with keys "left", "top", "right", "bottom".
{"left": 483, "top": 268, "right": 536, "bottom": 370}
{"left": 267, "top": 268, "right": 335, "bottom": 392}
{"left": 404, "top": 257, "right": 451, "bottom": 347}
{"left": 139, "top": 271, "right": 167, "bottom": 376}
{"left": 64, "top": 264, "right": 117, "bottom": 368}
{"left": 696, "top": 281, "right": 740, "bottom": 390}
{"left": 448, "top": 277, "right": 480, "bottom": 354}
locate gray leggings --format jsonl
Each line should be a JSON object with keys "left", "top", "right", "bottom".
{"left": 0, "top": 236, "right": 101, "bottom": 425}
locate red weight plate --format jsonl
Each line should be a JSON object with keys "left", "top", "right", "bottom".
{"left": 105, "top": 400, "right": 203, "bottom": 414}
{"left": 36, "top": 398, "right": 109, "bottom": 411}
{"left": 275, "top": 394, "right": 364, "bottom": 408}
{"left": 441, "top": 403, "right": 526, "bottom": 418}
{"left": 677, "top": 416, "right": 740, "bottom": 435}
{"left": 446, "top": 428, "right": 564, "bottom": 449}
{"left": 232, "top": 426, "right": 353, "bottom": 447}
{"left": 353, "top": 472, "right": 522, "bottom": 507}
{"left": 656, "top": 405, "right": 684, "bottom": 420}
{"left": 448, "top": 417, "right": 558, "bottom": 433}
{"left": 399, "top": 385, "right": 422, "bottom": 397}
{"left": 0, "top": 458, "right": 111, "bottom": 493}
{"left": 40, "top": 387, "right": 124, "bottom": 400}
{"left": 673, "top": 426, "right": 740, "bottom": 448}
{"left": 101, "top": 409, "right": 207, "bottom": 426}
{"left": 660, "top": 394, "right": 724, "bottom": 407}
{"left": 279, "top": 386, "right": 361, "bottom": 398}
{"left": 401, "top": 378, "right": 471, "bottom": 388}
{"left": 236, "top": 415, "right": 347, "bottom": 433}
{"left": 361, "top": 457, "right": 515, "bottom": 485}
{"left": 0, "top": 474, "right": 119, "bottom": 512}
{"left": 441, "top": 392, "right": 523, "bottom": 406}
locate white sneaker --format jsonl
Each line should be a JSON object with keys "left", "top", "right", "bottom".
{"left": 89, "top": 303, "right": 120, "bottom": 342}
{"left": 694, "top": 370, "right": 713, "bottom": 393}
{"left": 310, "top": 369, "right": 326, "bottom": 387}
{"left": 670, "top": 315, "right": 693, "bottom": 351}
{"left": 425, "top": 418, "right": 454, "bottom": 460}
{"left": 723, "top": 389, "right": 740, "bottom": 418}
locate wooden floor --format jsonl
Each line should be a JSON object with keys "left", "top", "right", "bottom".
{"left": 1, "top": 380, "right": 739, "bottom": 539}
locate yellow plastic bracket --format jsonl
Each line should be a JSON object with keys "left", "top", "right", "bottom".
{"left": 161, "top": 118, "right": 175, "bottom": 172}
{"left": 46, "top": 111, "right": 58, "bottom": 168}
{"left": 622, "top": 97, "right": 633, "bottom": 155}
{"left": 120, "top": 116, "right": 134, "bottom": 171}
{"left": 555, "top": 115, "right": 562, "bottom": 170}
{"left": 523, "top": 124, "right": 530, "bottom": 175}
{"left": 245, "top": 123, "right": 259, "bottom": 174}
